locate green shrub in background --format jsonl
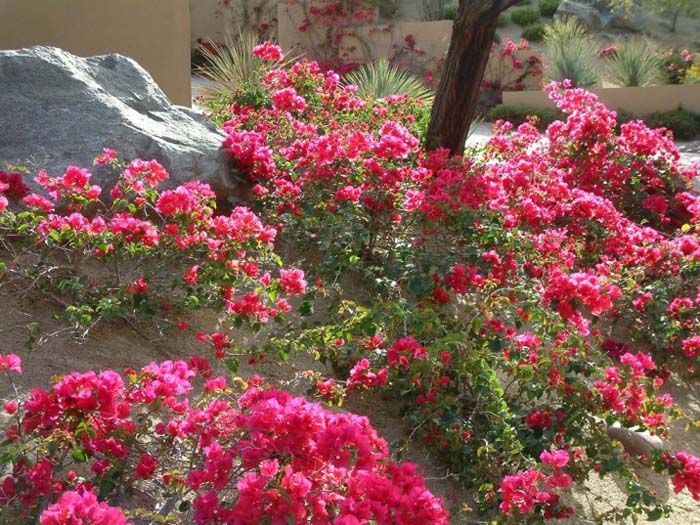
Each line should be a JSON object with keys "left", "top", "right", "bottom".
{"left": 487, "top": 104, "right": 700, "bottom": 140}
{"left": 644, "top": 107, "right": 700, "bottom": 140}
{"left": 538, "top": 0, "right": 560, "bottom": 16}
{"left": 543, "top": 18, "right": 599, "bottom": 87}
{"left": 443, "top": 2, "right": 458, "bottom": 20}
{"left": 419, "top": 0, "right": 447, "bottom": 21}
{"left": 604, "top": 38, "right": 662, "bottom": 87}
{"left": 685, "top": 64, "right": 700, "bottom": 84}
{"left": 344, "top": 59, "right": 434, "bottom": 103}
{"left": 511, "top": 6, "right": 541, "bottom": 25}
{"left": 497, "top": 12, "right": 511, "bottom": 26}
{"left": 522, "top": 22, "right": 546, "bottom": 42}
{"left": 486, "top": 104, "right": 565, "bottom": 129}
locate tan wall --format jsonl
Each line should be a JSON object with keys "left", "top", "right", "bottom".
{"left": 278, "top": 1, "right": 380, "bottom": 61}
{"left": 339, "top": 20, "right": 451, "bottom": 63}
{"left": 191, "top": 0, "right": 278, "bottom": 46}
{"left": 503, "top": 85, "right": 700, "bottom": 116}
{"left": 0, "top": 0, "right": 192, "bottom": 106}
{"left": 191, "top": 0, "right": 229, "bottom": 46}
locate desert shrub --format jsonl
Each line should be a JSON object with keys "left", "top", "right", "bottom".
{"left": 497, "top": 12, "right": 511, "bottom": 26}
{"left": 604, "top": 37, "right": 662, "bottom": 87}
{"left": 344, "top": 58, "right": 434, "bottom": 103}
{"left": 544, "top": 18, "right": 599, "bottom": 86}
{"left": 521, "top": 22, "right": 546, "bottom": 42}
{"left": 538, "top": 0, "right": 560, "bottom": 17}
{"left": 659, "top": 47, "right": 696, "bottom": 84}
{"left": 644, "top": 107, "right": 700, "bottom": 140}
{"left": 511, "top": 6, "right": 540, "bottom": 25}
{"left": 685, "top": 63, "right": 700, "bottom": 83}
{"left": 486, "top": 104, "right": 651, "bottom": 131}
{"left": 419, "top": 0, "right": 447, "bottom": 20}
{"left": 443, "top": 2, "right": 458, "bottom": 19}
{"left": 195, "top": 35, "right": 296, "bottom": 122}
{"left": 487, "top": 103, "right": 564, "bottom": 128}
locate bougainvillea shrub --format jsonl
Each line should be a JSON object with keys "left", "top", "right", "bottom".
{"left": 214, "top": 44, "right": 700, "bottom": 522}
{"left": 0, "top": 154, "right": 309, "bottom": 368}
{"left": 0, "top": 353, "right": 448, "bottom": 524}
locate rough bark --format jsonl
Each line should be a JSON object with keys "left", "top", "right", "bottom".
{"left": 670, "top": 8, "right": 680, "bottom": 32}
{"left": 425, "top": 0, "right": 518, "bottom": 156}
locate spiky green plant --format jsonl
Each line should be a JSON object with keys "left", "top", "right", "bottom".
{"left": 344, "top": 59, "right": 434, "bottom": 103}
{"left": 604, "top": 38, "right": 662, "bottom": 87}
{"left": 195, "top": 32, "right": 295, "bottom": 105}
{"left": 419, "top": 0, "right": 447, "bottom": 21}
{"left": 543, "top": 18, "right": 599, "bottom": 87}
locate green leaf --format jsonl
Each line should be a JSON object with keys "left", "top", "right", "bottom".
{"left": 71, "top": 448, "right": 88, "bottom": 463}
{"left": 224, "top": 358, "right": 239, "bottom": 374}
{"left": 647, "top": 509, "right": 664, "bottom": 521}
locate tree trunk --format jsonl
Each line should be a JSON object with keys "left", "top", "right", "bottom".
{"left": 670, "top": 8, "right": 680, "bottom": 32}
{"left": 425, "top": 0, "right": 516, "bottom": 155}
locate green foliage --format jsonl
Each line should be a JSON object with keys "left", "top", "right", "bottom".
{"left": 497, "top": 12, "right": 511, "bottom": 26}
{"left": 195, "top": 32, "right": 294, "bottom": 112}
{"left": 685, "top": 64, "right": 700, "bottom": 84}
{"left": 543, "top": 18, "right": 599, "bottom": 87}
{"left": 487, "top": 103, "right": 700, "bottom": 139}
{"left": 443, "top": 2, "right": 458, "bottom": 20}
{"left": 604, "top": 38, "right": 662, "bottom": 87}
{"left": 644, "top": 107, "right": 700, "bottom": 140}
{"left": 538, "top": 0, "right": 560, "bottom": 17}
{"left": 486, "top": 104, "right": 565, "bottom": 129}
{"left": 643, "top": 0, "right": 699, "bottom": 32}
{"left": 344, "top": 59, "right": 434, "bottom": 103}
{"left": 419, "top": 0, "right": 446, "bottom": 21}
{"left": 521, "top": 22, "right": 546, "bottom": 42}
{"left": 511, "top": 6, "right": 541, "bottom": 26}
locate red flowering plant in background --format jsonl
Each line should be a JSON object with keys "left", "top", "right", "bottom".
{"left": 0, "top": 154, "right": 303, "bottom": 367}
{"left": 480, "top": 38, "right": 543, "bottom": 109}
{"left": 0, "top": 352, "right": 448, "bottom": 524}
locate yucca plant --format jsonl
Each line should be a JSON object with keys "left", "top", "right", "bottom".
{"left": 344, "top": 59, "right": 434, "bottom": 103}
{"left": 419, "top": 0, "right": 447, "bottom": 21}
{"left": 604, "top": 38, "right": 662, "bottom": 87}
{"left": 543, "top": 18, "right": 599, "bottom": 87}
{"left": 195, "top": 31, "right": 295, "bottom": 106}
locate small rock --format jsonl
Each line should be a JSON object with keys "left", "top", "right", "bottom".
{"left": 607, "top": 425, "right": 664, "bottom": 457}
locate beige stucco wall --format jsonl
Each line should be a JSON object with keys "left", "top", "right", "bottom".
{"left": 503, "top": 85, "right": 700, "bottom": 116}
{"left": 0, "top": 0, "right": 192, "bottom": 106}
{"left": 191, "top": 0, "right": 278, "bottom": 47}
{"left": 339, "top": 21, "right": 452, "bottom": 63}
{"left": 190, "top": 0, "right": 234, "bottom": 46}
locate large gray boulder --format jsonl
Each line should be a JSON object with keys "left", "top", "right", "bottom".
{"left": 556, "top": 0, "right": 649, "bottom": 32}
{"left": 0, "top": 46, "right": 233, "bottom": 197}
{"left": 555, "top": 0, "right": 603, "bottom": 30}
